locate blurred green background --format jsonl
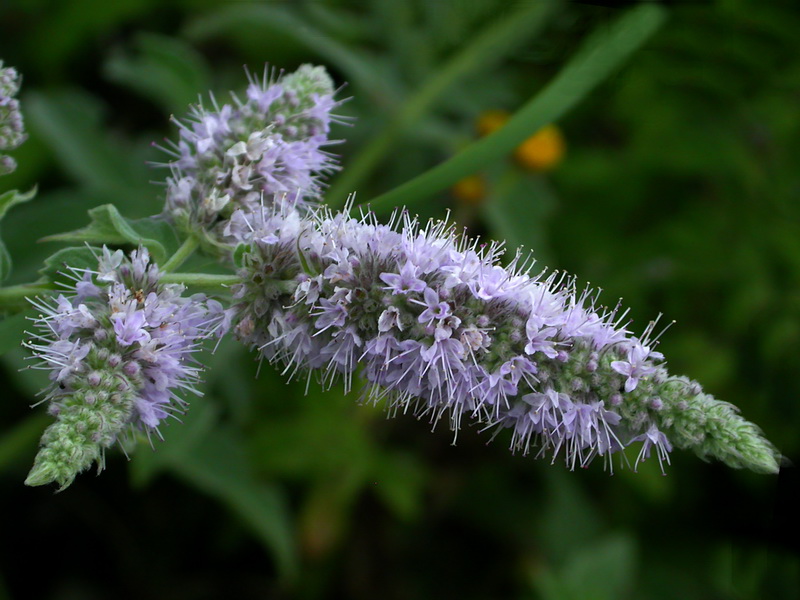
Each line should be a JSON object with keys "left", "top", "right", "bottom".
{"left": 1, "top": 0, "right": 798, "bottom": 598}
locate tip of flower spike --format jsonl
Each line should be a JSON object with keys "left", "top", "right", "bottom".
{"left": 666, "top": 390, "right": 782, "bottom": 475}
{"left": 282, "top": 64, "right": 335, "bottom": 98}
{"left": 25, "top": 460, "right": 76, "bottom": 492}
{"left": 739, "top": 442, "right": 781, "bottom": 475}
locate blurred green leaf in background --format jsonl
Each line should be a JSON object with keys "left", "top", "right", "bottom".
{"left": 1, "top": 0, "right": 798, "bottom": 599}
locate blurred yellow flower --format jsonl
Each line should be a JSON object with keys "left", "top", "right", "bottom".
{"left": 475, "top": 109, "right": 510, "bottom": 137}
{"left": 475, "top": 110, "right": 566, "bottom": 172}
{"left": 451, "top": 173, "right": 486, "bottom": 205}
{"left": 514, "top": 124, "right": 565, "bottom": 171}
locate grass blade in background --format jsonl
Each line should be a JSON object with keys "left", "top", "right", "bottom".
{"left": 366, "top": 4, "right": 667, "bottom": 213}
{"left": 25, "top": 91, "right": 154, "bottom": 203}
{"left": 185, "top": 4, "right": 399, "bottom": 108}
{"left": 103, "top": 33, "right": 211, "bottom": 114}
{"left": 326, "top": 0, "right": 557, "bottom": 207}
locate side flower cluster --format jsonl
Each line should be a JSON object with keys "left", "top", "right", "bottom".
{"left": 228, "top": 206, "right": 780, "bottom": 475}
{"left": 159, "top": 64, "right": 343, "bottom": 252}
{"left": 0, "top": 61, "right": 26, "bottom": 176}
{"left": 24, "top": 247, "right": 223, "bottom": 489}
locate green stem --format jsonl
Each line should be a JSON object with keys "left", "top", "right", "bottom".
{"left": 0, "top": 271, "right": 243, "bottom": 312}
{"left": 160, "top": 236, "right": 199, "bottom": 273}
{"left": 325, "top": 0, "right": 556, "bottom": 208}
{"left": 160, "top": 273, "right": 240, "bottom": 288}
{"left": 364, "top": 4, "right": 666, "bottom": 215}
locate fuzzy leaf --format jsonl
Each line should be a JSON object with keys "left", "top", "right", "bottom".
{"left": 42, "top": 204, "right": 171, "bottom": 263}
{"left": 38, "top": 246, "right": 102, "bottom": 283}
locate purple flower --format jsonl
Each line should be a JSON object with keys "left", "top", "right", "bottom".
{"left": 611, "top": 343, "right": 663, "bottom": 392}
{"left": 111, "top": 306, "right": 150, "bottom": 346}
{"left": 156, "top": 64, "right": 344, "bottom": 251}
{"left": 415, "top": 287, "right": 452, "bottom": 324}
{"left": 380, "top": 261, "right": 427, "bottom": 295}
{"left": 24, "top": 246, "right": 223, "bottom": 489}
{"left": 224, "top": 200, "right": 782, "bottom": 475}
{"left": 628, "top": 424, "right": 672, "bottom": 474}
{"left": 229, "top": 205, "right": 682, "bottom": 472}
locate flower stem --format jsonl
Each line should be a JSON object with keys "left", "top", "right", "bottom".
{"left": 363, "top": 4, "right": 666, "bottom": 214}
{"left": 324, "top": 0, "right": 556, "bottom": 208}
{"left": 160, "top": 236, "right": 199, "bottom": 273}
{"left": 160, "top": 272, "right": 240, "bottom": 288}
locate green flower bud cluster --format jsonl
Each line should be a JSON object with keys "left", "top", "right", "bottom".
{"left": 0, "top": 60, "right": 26, "bottom": 175}
{"left": 25, "top": 346, "right": 138, "bottom": 490}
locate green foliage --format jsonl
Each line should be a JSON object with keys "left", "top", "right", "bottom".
{"left": 130, "top": 400, "right": 298, "bottom": 579}
{"left": 43, "top": 203, "right": 177, "bottom": 263}
{"left": 534, "top": 534, "right": 636, "bottom": 600}
{"left": 0, "top": 186, "right": 36, "bottom": 282}
{"left": 103, "top": 33, "right": 211, "bottom": 114}
{"left": 37, "top": 245, "right": 102, "bottom": 282}
{"left": 367, "top": 3, "right": 667, "bottom": 212}
{"left": 0, "top": 0, "right": 797, "bottom": 598}
{"left": 24, "top": 91, "right": 154, "bottom": 201}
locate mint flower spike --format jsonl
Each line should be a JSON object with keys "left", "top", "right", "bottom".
{"left": 229, "top": 205, "right": 780, "bottom": 475}
{"left": 0, "top": 60, "right": 27, "bottom": 176}
{"left": 155, "top": 63, "right": 346, "bottom": 253}
{"left": 23, "top": 246, "right": 225, "bottom": 490}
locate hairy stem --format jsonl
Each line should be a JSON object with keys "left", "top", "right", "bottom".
{"left": 159, "top": 272, "right": 240, "bottom": 288}
{"left": 160, "top": 236, "right": 199, "bottom": 273}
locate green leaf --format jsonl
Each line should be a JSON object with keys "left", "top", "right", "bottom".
{"left": 128, "top": 399, "right": 219, "bottom": 487}
{"left": 0, "top": 187, "right": 37, "bottom": 221}
{"left": 129, "top": 401, "right": 297, "bottom": 579}
{"left": 171, "top": 427, "right": 297, "bottom": 580}
{"left": 25, "top": 90, "right": 153, "bottom": 200}
{"left": 103, "top": 32, "right": 211, "bottom": 113}
{"left": 535, "top": 534, "right": 637, "bottom": 600}
{"left": 367, "top": 4, "right": 667, "bottom": 213}
{"left": 0, "top": 414, "right": 51, "bottom": 476}
{"left": 24, "top": 0, "right": 156, "bottom": 76}
{"left": 0, "top": 187, "right": 37, "bottom": 283}
{"left": 38, "top": 246, "right": 102, "bottom": 283}
{"left": 0, "top": 312, "right": 28, "bottom": 354}
{"left": 42, "top": 204, "right": 170, "bottom": 263}
{"left": 537, "top": 469, "right": 603, "bottom": 564}
{"left": 185, "top": 3, "right": 400, "bottom": 108}
{"left": 371, "top": 451, "right": 427, "bottom": 521}
{"left": 0, "top": 188, "right": 125, "bottom": 286}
